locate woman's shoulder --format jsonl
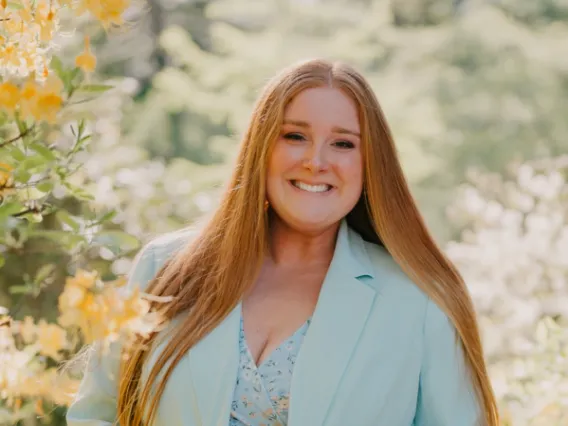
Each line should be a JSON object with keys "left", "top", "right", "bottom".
{"left": 360, "top": 239, "right": 417, "bottom": 286}
{"left": 357, "top": 235, "right": 430, "bottom": 306}
{"left": 127, "top": 227, "right": 198, "bottom": 290}
{"left": 145, "top": 227, "right": 198, "bottom": 265}
{"left": 358, "top": 237, "right": 456, "bottom": 340}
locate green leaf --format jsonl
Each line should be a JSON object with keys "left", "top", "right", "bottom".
{"left": 97, "top": 210, "right": 118, "bottom": 224}
{"left": 70, "top": 134, "right": 92, "bottom": 155}
{"left": 29, "top": 230, "right": 86, "bottom": 250}
{"left": 75, "top": 189, "right": 94, "bottom": 201}
{"left": 50, "top": 56, "right": 65, "bottom": 80}
{"left": 78, "top": 119, "right": 86, "bottom": 136}
{"left": 0, "top": 202, "right": 24, "bottom": 219}
{"left": 7, "top": 145, "right": 26, "bottom": 162}
{"left": 0, "top": 255, "right": 5, "bottom": 269}
{"left": 17, "top": 187, "right": 47, "bottom": 201}
{"left": 21, "top": 155, "right": 48, "bottom": 172}
{"left": 36, "top": 181, "right": 54, "bottom": 193}
{"left": 78, "top": 84, "right": 114, "bottom": 93}
{"left": 30, "top": 142, "right": 57, "bottom": 161}
{"left": 93, "top": 230, "right": 140, "bottom": 253}
{"left": 9, "top": 285, "right": 32, "bottom": 295}
{"left": 56, "top": 209, "right": 80, "bottom": 232}
{"left": 14, "top": 169, "right": 31, "bottom": 183}
{"left": 63, "top": 182, "right": 94, "bottom": 201}
{"left": 22, "top": 212, "right": 43, "bottom": 223}
{"left": 34, "top": 263, "right": 56, "bottom": 284}
{"left": 69, "top": 68, "right": 84, "bottom": 87}
{"left": 15, "top": 116, "right": 26, "bottom": 135}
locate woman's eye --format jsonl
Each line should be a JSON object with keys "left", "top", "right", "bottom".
{"left": 334, "top": 140, "right": 355, "bottom": 149}
{"left": 283, "top": 133, "right": 305, "bottom": 141}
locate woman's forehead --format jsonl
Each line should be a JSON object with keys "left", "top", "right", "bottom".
{"left": 282, "top": 87, "right": 360, "bottom": 131}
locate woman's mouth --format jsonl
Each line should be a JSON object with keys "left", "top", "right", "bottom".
{"left": 290, "top": 180, "right": 333, "bottom": 193}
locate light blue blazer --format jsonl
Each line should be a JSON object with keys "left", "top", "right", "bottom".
{"left": 66, "top": 220, "right": 481, "bottom": 426}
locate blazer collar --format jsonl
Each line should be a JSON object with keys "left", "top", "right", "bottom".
{"left": 336, "top": 218, "right": 375, "bottom": 280}
{"left": 287, "top": 219, "right": 377, "bottom": 426}
{"left": 185, "top": 220, "right": 378, "bottom": 426}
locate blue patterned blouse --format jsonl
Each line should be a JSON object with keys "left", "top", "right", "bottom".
{"left": 229, "top": 310, "right": 311, "bottom": 426}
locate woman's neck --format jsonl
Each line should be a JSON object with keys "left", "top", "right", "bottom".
{"left": 267, "top": 216, "right": 339, "bottom": 268}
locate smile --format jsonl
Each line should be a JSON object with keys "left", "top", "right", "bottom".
{"left": 290, "top": 180, "right": 333, "bottom": 193}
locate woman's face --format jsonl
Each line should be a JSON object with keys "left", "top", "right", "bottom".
{"left": 266, "top": 86, "right": 363, "bottom": 234}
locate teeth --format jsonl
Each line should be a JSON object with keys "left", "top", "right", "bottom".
{"left": 293, "top": 181, "right": 331, "bottom": 193}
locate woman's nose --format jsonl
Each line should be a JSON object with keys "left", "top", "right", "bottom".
{"left": 302, "top": 144, "right": 328, "bottom": 173}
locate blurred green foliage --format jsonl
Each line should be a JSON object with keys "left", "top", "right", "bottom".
{"left": 89, "top": 0, "right": 568, "bottom": 241}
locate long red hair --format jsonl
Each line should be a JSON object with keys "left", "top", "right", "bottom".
{"left": 117, "top": 59, "right": 499, "bottom": 426}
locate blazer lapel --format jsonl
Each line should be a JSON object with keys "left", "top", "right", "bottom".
{"left": 187, "top": 302, "right": 241, "bottom": 426}
{"left": 288, "top": 221, "right": 376, "bottom": 426}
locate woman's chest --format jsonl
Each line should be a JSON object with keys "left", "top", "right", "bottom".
{"left": 241, "top": 271, "right": 323, "bottom": 367}
{"left": 229, "top": 313, "right": 310, "bottom": 426}
{"left": 151, "top": 296, "right": 426, "bottom": 426}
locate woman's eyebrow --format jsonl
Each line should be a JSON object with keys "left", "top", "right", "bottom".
{"left": 283, "top": 119, "right": 360, "bottom": 137}
{"left": 283, "top": 119, "right": 310, "bottom": 128}
{"left": 333, "top": 126, "right": 360, "bottom": 137}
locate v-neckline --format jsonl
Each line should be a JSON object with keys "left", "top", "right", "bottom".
{"left": 240, "top": 307, "right": 311, "bottom": 370}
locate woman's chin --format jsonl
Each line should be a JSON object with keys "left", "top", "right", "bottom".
{"left": 275, "top": 210, "right": 342, "bottom": 234}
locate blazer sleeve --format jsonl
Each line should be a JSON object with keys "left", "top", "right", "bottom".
{"left": 413, "top": 298, "right": 482, "bottom": 426}
{"left": 65, "top": 242, "right": 157, "bottom": 426}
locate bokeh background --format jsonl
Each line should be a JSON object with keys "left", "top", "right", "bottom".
{"left": 1, "top": 0, "right": 567, "bottom": 424}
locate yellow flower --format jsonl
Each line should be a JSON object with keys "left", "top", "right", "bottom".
{"left": 76, "top": 0, "right": 130, "bottom": 28}
{"left": 103, "top": 286, "right": 152, "bottom": 337}
{"left": 58, "top": 270, "right": 108, "bottom": 342}
{"left": 43, "top": 73, "right": 64, "bottom": 93}
{"left": 35, "top": 399, "right": 44, "bottom": 416}
{"left": 58, "top": 270, "right": 162, "bottom": 344}
{"left": 0, "top": 82, "right": 19, "bottom": 114}
{"left": 36, "top": 320, "right": 67, "bottom": 359}
{"left": 0, "top": 163, "right": 14, "bottom": 187}
{"left": 32, "top": 368, "right": 79, "bottom": 405}
{"left": 34, "top": 91, "right": 63, "bottom": 123}
{"left": 0, "top": 163, "right": 15, "bottom": 198}
{"left": 19, "top": 316, "right": 37, "bottom": 344}
{"left": 0, "top": 0, "right": 60, "bottom": 78}
{"left": 66, "top": 269, "right": 98, "bottom": 290}
{"left": 39, "top": 16, "right": 56, "bottom": 42}
{"left": 0, "top": 333, "right": 34, "bottom": 394}
{"left": 18, "top": 0, "right": 34, "bottom": 23}
{"left": 31, "top": 74, "right": 64, "bottom": 123}
{"left": 19, "top": 79, "right": 40, "bottom": 120}
{"left": 1, "top": 43, "right": 22, "bottom": 70}
{"left": 17, "top": 73, "right": 65, "bottom": 122}
{"left": 75, "top": 36, "right": 97, "bottom": 73}
{"left": 59, "top": 283, "right": 87, "bottom": 310}
{"left": 35, "top": 1, "right": 58, "bottom": 42}
{"left": 58, "top": 270, "right": 98, "bottom": 330}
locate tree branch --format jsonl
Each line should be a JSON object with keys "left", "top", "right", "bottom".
{"left": 0, "top": 125, "right": 35, "bottom": 148}
{"left": 12, "top": 206, "right": 45, "bottom": 218}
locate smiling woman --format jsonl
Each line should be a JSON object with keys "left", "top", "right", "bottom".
{"left": 267, "top": 87, "right": 363, "bottom": 234}
{"left": 66, "top": 59, "right": 499, "bottom": 426}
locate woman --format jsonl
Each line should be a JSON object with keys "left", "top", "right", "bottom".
{"left": 66, "top": 59, "right": 499, "bottom": 426}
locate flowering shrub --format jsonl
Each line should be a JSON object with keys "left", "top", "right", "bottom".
{"left": 446, "top": 158, "right": 568, "bottom": 425}
{"left": 0, "top": 0, "right": 161, "bottom": 423}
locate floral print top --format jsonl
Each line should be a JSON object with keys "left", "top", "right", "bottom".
{"left": 229, "top": 311, "right": 311, "bottom": 426}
